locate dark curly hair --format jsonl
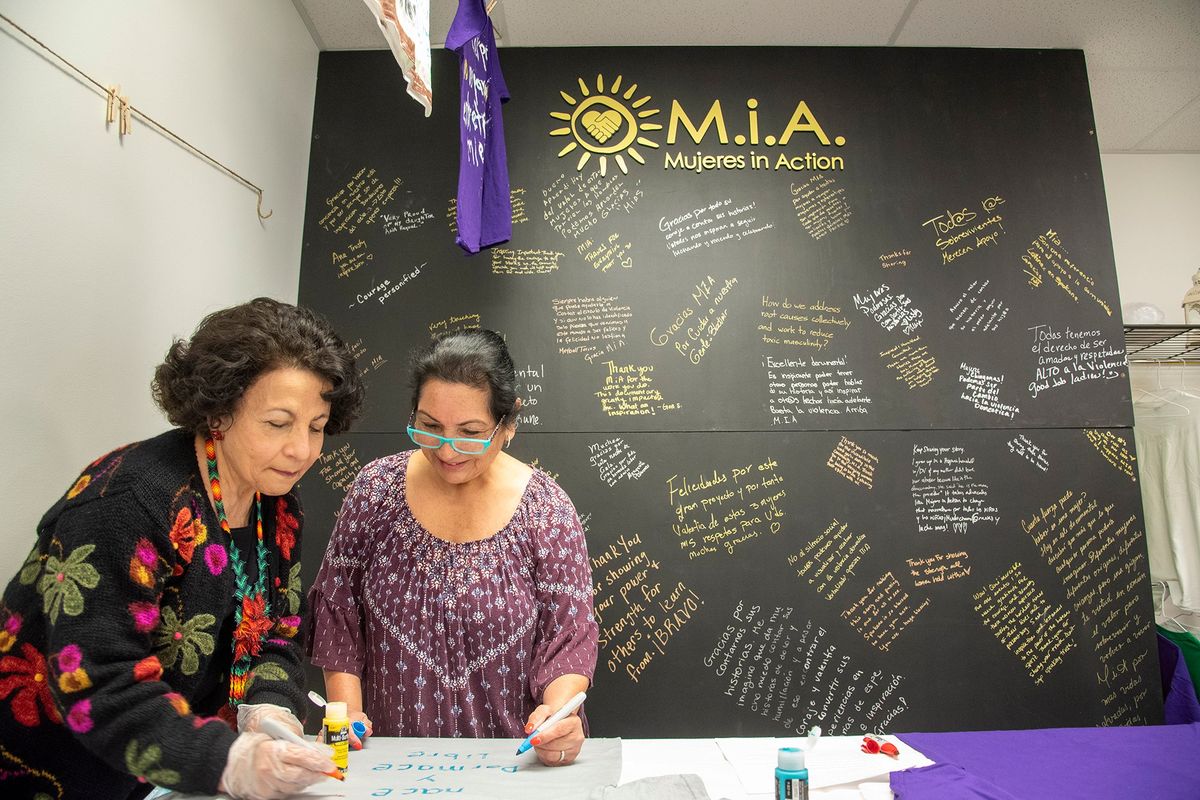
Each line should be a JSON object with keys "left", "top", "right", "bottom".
{"left": 409, "top": 329, "right": 519, "bottom": 425}
{"left": 152, "top": 297, "right": 365, "bottom": 435}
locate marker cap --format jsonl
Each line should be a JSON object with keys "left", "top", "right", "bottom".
{"left": 352, "top": 720, "right": 368, "bottom": 737}
{"left": 777, "top": 746, "right": 806, "bottom": 771}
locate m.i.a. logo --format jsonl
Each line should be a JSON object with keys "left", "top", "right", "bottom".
{"left": 549, "top": 73, "right": 662, "bottom": 176}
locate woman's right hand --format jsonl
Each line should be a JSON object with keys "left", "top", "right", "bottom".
{"left": 219, "top": 731, "right": 337, "bottom": 800}
{"left": 349, "top": 710, "right": 373, "bottom": 750}
{"left": 317, "top": 710, "right": 373, "bottom": 750}
{"left": 319, "top": 671, "right": 373, "bottom": 749}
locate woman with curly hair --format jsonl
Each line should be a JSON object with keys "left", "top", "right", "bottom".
{"left": 0, "top": 298, "right": 365, "bottom": 800}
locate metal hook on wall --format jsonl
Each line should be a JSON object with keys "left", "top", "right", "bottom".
{"left": 255, "top": 189, "right": 273, "bottom": 221}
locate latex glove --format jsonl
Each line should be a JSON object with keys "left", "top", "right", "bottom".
{"left": 237, "top": 703, "right": 303, "bottom": 737}
{"left": 219, "top": 731, "right": 337, "bottom": 800}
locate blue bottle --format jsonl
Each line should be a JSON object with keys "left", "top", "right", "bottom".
{"left": 775, "top": 746, "right": 808, "bottom": 800}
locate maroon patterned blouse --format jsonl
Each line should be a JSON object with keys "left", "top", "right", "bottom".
{"left": 306, "top": 450, "right": 598, "bottom": 738}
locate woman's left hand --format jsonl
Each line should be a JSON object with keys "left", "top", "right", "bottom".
{"left": 524, "top": 705, "right": 585, "bottom": 767}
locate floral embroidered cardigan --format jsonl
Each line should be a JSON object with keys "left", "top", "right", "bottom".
{"left": 0, "top": 429, "right": 308, "bottom": 799}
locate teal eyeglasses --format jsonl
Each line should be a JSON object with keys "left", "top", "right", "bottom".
{"left": 407, "top": 412, "right": 506, "bottom": 455}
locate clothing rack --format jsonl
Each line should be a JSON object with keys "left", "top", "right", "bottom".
{"left": 1124, "top": 325, "right": 1200, "bottom": 363}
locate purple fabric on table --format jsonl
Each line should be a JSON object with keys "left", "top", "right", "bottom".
{"left": 1160, "top": 632, "right": 1200, "bottom": 724}
{"left": 306, "top": 450, "right": 598, "bottom": 738}
{"left": 890, "top": 763, "right": 1020, "bottom": 800}
{"left": 893, "top": 724, "right": 1200, "bottom": 799}
{"left": 446, "top": 0, "right": 511, "bottom": 253}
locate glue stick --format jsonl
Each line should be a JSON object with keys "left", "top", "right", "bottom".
{"left": 322, "top": 701, "right": 350, "bottom": 776}
{"left": 775, "top": 746, "right": 808, "bottom": 800}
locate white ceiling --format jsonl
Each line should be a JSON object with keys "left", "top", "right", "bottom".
{"left": 293, "top": 0, "right": 1200, "bottom": 153}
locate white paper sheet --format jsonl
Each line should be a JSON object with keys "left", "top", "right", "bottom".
{"left": 717, "top": 735, "right": 932, "bottom": 795}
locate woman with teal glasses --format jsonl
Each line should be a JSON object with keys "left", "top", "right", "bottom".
{"left": 307, "top": 329, "right": 598, "bottom": 767}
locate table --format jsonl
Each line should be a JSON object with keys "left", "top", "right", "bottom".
{"left": 164, "top": 724, "right": 1200, "bottom": 799}
{"left": 160, "top": 734, "right": 924, "bottom": 800}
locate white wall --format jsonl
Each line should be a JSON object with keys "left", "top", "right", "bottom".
{"left": 1103, "top": 153, "right": 1200, "bottom": 323}
{"left": 0, "top": 1, "right": 318, "bottom": 576}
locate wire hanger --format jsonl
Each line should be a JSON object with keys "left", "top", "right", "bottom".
{"left": 1156, "top": 581, "right": 1185, "bottom": 632}
{"left": 1134, "top": 359, "right": 1191, "bottom": 415}
{"left": 1168, "top": 354, "right": 1200, "bottom": 400}
{"left": 1157, "top": 580, "right": 1200, "bottom": 634}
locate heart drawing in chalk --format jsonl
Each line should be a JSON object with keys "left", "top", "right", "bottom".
{"left": 582, "top": 109, "right": 622, "bottom": 143}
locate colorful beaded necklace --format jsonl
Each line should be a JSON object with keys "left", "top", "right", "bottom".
{"left": 204, "top": 436, "right": 269, "bottom": 710}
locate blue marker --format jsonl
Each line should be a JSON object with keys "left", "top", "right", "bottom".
{"left": 515, "top": 691, "right": 587, "bottom": 755}
{"left": 352, "top": 720, "right": 368, "bottom": 740}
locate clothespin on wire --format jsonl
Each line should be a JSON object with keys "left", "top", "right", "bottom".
{"left": 104, "top": 85, "right": 132, "bottom": 136}
{"left": 120, "top": 94, "right": 131, "bottom": 135}
{"left": 486, "top": 0, "right": 503, "bottom": 40}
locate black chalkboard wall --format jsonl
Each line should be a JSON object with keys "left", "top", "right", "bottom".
{"left": 298, "top": 47, "right": 1160, "bottom": 735}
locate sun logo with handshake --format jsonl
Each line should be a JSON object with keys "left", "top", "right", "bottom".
{"left": 549, "top": 73, "right": 662, "bottom": 176}
{"left": 582, "top": 109, "right": 622, "bottom": 143}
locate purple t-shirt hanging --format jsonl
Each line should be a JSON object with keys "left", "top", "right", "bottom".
{"left": 446, "top": 0, "right": 511, "bottom": 254}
